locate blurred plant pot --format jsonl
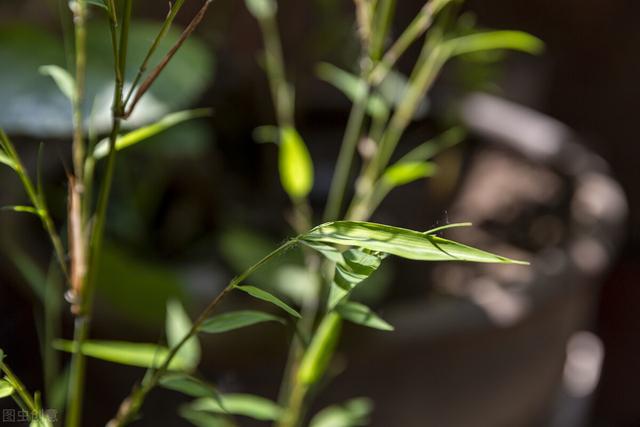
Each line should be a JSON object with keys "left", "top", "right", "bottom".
{"left": 320, "top": 94, "right": 627, "bottom": 427}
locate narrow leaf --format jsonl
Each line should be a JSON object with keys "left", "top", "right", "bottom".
{"left": 310, "top": 397, "right": 373, "bottom": 427}
{"left": 39, "top": 65, "right": 75, "bottom": 101}
{"left": 93, "top": 109, "right": 211, "bottom": 159}
{"left": 336, "top": 301, "right": 394, "bottom": 331}
{"left": 382, "top": 161, "right": 437, "bottom": 187}
{"left": 398, "top": 127, "right": 466, "bottom": 163}
{"left": 52, "top": 339, "right": 189, "bottom": 370}
{"left": 160, "top": 373, "right": 219, "bottom": 398}
{"left": 199, "top": 310, "right": 284, "bottom": 334}
{"left": 278, "top": 126, "right": 314, "bottom": 200}
{"left": 235, "top": 285, "right": 301, "bottom": 318}
{"left": 424, "top": 222, "right": 472, "bottom": 235}
{"left": 316, "top": 63, "right": 388, "bottom": 118}
{"left": 0, "top": 151, "right": 15, "bottom": 169}
{"left": 304, "top": 221, "right": 528, "bottom": 264}
{"left": 1, "top": 205, "right": 40, "bottom": 216}
{"left": 445, "top": 31, "right": 544, "bottom": 57}
{"left": 180, "top": 406, "right": 234, "bottom": 427}
{"left": 0, "top": 378, "right": 14, "bottom": 399}
{"left": 166, "top": 300, "right": 201, "bottom": 371}
{"left": 190, "top": 394, "right": 282, "bottom": 421}
{"left": 87, "top": 0, "right": 108, "bottom": 10}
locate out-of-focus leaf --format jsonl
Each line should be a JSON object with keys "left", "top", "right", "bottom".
{"left": 397, "top": 127, "right": 466, "bottom": 164}
{"left": 5, "top": 244, "right": 47, "bottom": 301}
{"left": 244, "top": 0, "right": 277, "bottom": 19}
{"left": 377, "top": 70, "right": 429, "bottom": 119}
{"left": 336, "top": 301, "right": 393, "bottom": 331}
{"left": 278, "top": 126, "right": 314, "bottom": 200}
{"left": 303, "top": 221, "right": 528, "bottom": 264}
{"left": 445, "top": 31, "right": 544, "bottom": 57}
{"left": 310, "top": 398, "right": 373, "bottom": 427}
{"left": 235, "top": 285, "right": 301, "bottom": 318}
{"left": 273, "top": 265, "right": 318, "bottom": 305}
{"left": 180, "top": 406, "right": 234, "bottom": 427}
{"left": 316, "top": 63, "right": 388, "bottom": 119}
{"left": 96, "top": 243, "right": 184, "bottom": 328}
{"left": 160, "top": 373, "right": 219, "bottom": 398}
{"left": 382, "top": 161, "right": 437, "bottom": 187}
{"left": 0, "top": 150, "right": 14, "bottom": 169}
{"left": 252, "top": 125, "right": 280, "bottom": 144}
{"left": 93, "top": 109, "right": 211, "bottom": 159}
{"left": 199, "top": 310, "right": 284, "bottom": 334}
{"left": 39, "top": 65, "right": 75, "bottom": 101}
{"left": 1, "top": 205, "right": 40, "bottom": 216}
{"left": 0, "top": 379, "right": 14, "bottom": 399}
{"left": 53, "top": 339, "right": 189, "bottom": 370}
{"left": 166, "top": 300, "right": 200, "bottom": 371}
{"left": 190, "top": 394, "right": 282, "bottom": 421}
{"left": 87, "top": 0, "right": 108, "bottom": 10}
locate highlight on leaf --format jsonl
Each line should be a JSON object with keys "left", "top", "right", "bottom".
{"left": 53, "top": 339, "right": 191, "bottom": 370}
{"left": 244, "top": 0, "right": 277, "bottom": 20}
{"left": 235, "top": 285, "right": 301, "bottom": 318}
{"left": 278, "top": 126, "right": 314, "bottom": 200}
{"left": 39, "top": 65, "right": 75, "bottom": 101}
{"left": 445, "top": 30, "right": 544, "bottom": 58}
{"left": 0, "top": 378, "right": 14, "bottom": 399}
{"left": 166, "top": 299, "right": 201, "bottom": 371}
{"left": 309, "top": 397, "right": 373, "bottom": 427}
{"left": 382, "top": 161, "right": 437, "bottom": 187}
{"left": 336, "top": 301, "right": 394, "bottom": 331}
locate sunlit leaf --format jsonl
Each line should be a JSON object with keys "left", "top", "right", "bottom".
{"left": 278, "top": 126, "right": 314, "bottom": 200}
{"left": 316, "top": 63, "right": 388, "bottom": 118}
{"left": 160, "top": 373, "right": 219, "bottom": 398}
{"left": 39, "top": 65, "right": 75, "bottom": 101}
{"left": 0, "top": 150, "right": 15, "bottom": 169}
{"left": 336, "top": 301, "right": 393, "bottom": 331}
{"left": 304, "top": 221, "right": 528, "bottom": 264}
{"left": 199, "top": 310, "right": 284, "bottom": 334}
{"left": 1, "top": 205, "right": 40, "bottom": 216}
{"left": 382, "top": 161, "right": 437, "bottom": 187}
{"left": 93, "top": 109, "right": 211, "bottom": 159}
{"left": 245, "top": 0, "right": 277, "bottom": 19}
{"left": 166, "top": 299, "right": 201, "bottom": 371}
{"left": 310, "top": 397, "right": 373, "bottom": 427}
{"left": 445, "top": 31, "right": 544, "bottom": 57}
{"left": 190, "top": 394, "right": 282, "bottom": 421}
{"left": 424, "top": 222, "right": 472, "bottom": 235}
{"left": 0, "top": 378, "right": 14, "bottom": 399}
{"left": 235, "top": 285, "right": 301, "bottom": 318}
{"left": 53, "top": 339, "right": 189, "bottom": 370}
{"left": 297, "top": 312, "right": 342, "bottom": 386}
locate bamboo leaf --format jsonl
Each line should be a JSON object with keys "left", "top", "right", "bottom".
{"left": 190, "top": 394, "right": 282, "bottom": 421}
{"left": 93, "top": 109, "right": 211, "bottom": 159}
{"left": 278, "top": 126, "right": 314, "bottom": 200}
{"left": 160, "top": 373, "right": 219, "bottom": 398}
{"left": 166, "top": 300, "right": 201, "bottom": 371}
{"left": 336, "top": 301, "right": 394, "bottom": 331}
{"left": 235, "top": 285, "right": 301, "bottom": 318}
{"left": 39, "top": 65, "right": 75, "bottom": 101}
{"left": 445, "top": 31, "right": 544, "bottom": 57}
{"left": 310, "top": 397, "right": 373, "bottom": 427}
{"left": 303, "top": 221, "right": 528, "bottom": 264}
{"left": 0, "top": 150, "right": 15, "bottom": 169}
{"left": 180, "top": 406, "right": 234, "bottom": 427}
{"left": 52, "top": 339, "right": 190, "bottom": 370}
{"left": 424, "top": 222, "right": 472, "bottom": 235}
{"left": 316, "top": 63, "right": 388, "bottom": 118}
{"left": 1, "top": 205, "right": 40, "bottom": 216}
{"left": 86, "top": 0, "right": 108, "bottom": 10}
{"left": 245, "top": 0, "right": 277, "bottom": 19}
{"left": 199, "top": 310, "right": 284, "bottom": 334}
{"left": 0, "top": 378, "right": 14, "bottom": 399}
{"left": 382, "top": 161, "right": 437, "bottom": 187}
{"left": 398, "top": 127, "right": 466, "bottom": 164}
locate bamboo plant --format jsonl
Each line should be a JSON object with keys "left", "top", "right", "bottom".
{"left": 0, "top": 0, "right": 541, "bottom": 426}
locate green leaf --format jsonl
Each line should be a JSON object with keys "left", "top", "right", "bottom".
{"left": 160, "top": 373, "right": 219, "bottom": 398}
{"left": 445, "top": 31, "right": 544, "bottom": 57}
{"left": 1, "top": 205, "right": 41, "bottom": 216}
{"left": 336, "top": 302, "right": 394, "bottom": 331}
{"left": 316, "top": 63, "right": 388, "bottom": 118}
{"left": 0, "top": 150, "right": 15, "bottom": 169}
{"left": 199, "top": 310, "right": 284, "bottom": 334}
{"left": 87, "top": 0, "right": 108, "bottom": 10}
{"left": 39, "top": 65, "right": 75, "bottom": 101}
{"left": 0, "top": 378, "right": 14, "bottom": 399}
{"left": 382, "top": 161, "right": 437, "bottom": 187}
{"left": 180, "top": 406, "right": 234, "bottom": 427}
{"left": 424, "top": 222, "right": 473, "bottom": 235}
{"left": 190, "top": 394, "right": 282, "bottom": 421}
{"left": 166, "top": 299, "right": 201, "bottom": 371}
{"left": 303, "top": 221, "right": 528, "bottom": 264}
{"left": 377, "top": 70, "right": 429, "bottom": 119}
{"left": 53, "top": 339, "right": 190, "bottom": 370}
{"left": 93, "top": 109, "right": 211, "bottom": 159}
{"left": 397, "top": 127, "right": 466, "bottom": 163}
{"left": 310, "top": 398, "right": 373, "bottom": 427}
{"left": 244, "top": 0, "right": 277, "bottom": 19}
{"left": 252, "top": 125, "right": 280, "bottom": 144}
{"left": 235, "top": 285, "right": 301, "bottom": 318}
{"left": 278, "top": 126, "right": 314, "bottom": 200}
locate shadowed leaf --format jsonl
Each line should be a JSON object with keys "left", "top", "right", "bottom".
{"left": 236, "top": 285, "right": 301, "bottom": 318}
{"left": 199, "top": 310, "right": 284, "bottom": 334}
{"left": 190, "top": 394, "right": 282, "bottom": 421}
{"left": 336, "top": 301, "right": 394, "bottom": 331}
